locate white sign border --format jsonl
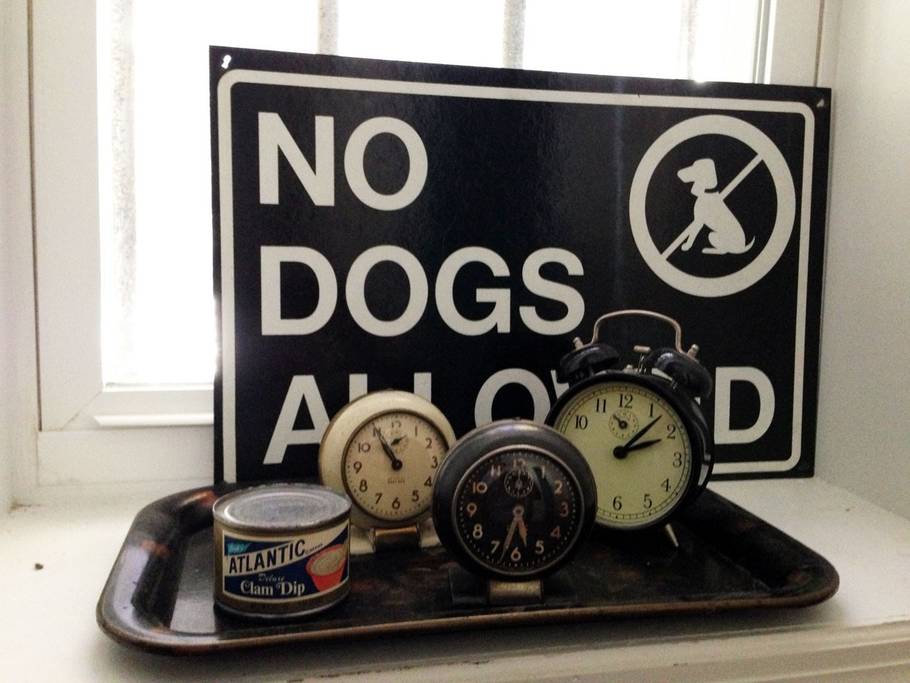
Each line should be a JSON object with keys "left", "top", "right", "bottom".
{"left": 216, "top": 68, "right": 816, "bottom": 482}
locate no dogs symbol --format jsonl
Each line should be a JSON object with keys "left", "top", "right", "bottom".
{"left": 629, "top": 115, "right": 796, "bottom": 297}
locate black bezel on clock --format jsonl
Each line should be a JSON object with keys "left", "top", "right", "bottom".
{"left": 432, "top": 420, "right": 597, "bottom": 581}
{"left": 545, "top": 370, "right": 713, "bottom": 530}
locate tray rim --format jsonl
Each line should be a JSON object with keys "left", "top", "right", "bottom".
{"left": 96, "top": 485, "right": 839, "bottom": 655}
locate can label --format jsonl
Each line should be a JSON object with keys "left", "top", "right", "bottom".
{"left": 222, "top": 521, "right": 349, "bottom": 603}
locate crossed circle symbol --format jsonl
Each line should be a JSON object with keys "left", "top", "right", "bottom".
{"left": 629, "top": 115, "right": 796, "bottom": 297}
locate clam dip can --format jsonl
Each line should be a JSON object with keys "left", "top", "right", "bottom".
{"left": 213, "top": 483, "right": 351, "bottom": 619}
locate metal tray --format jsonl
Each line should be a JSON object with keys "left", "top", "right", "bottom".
{"left": 97, "top": 485, "right": 838, "bottom": 655}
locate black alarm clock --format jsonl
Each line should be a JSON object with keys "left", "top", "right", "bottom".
{"left": 432, "top": 420, "right": 597, "bottom": 582}
{"left": 545, "top": 309, "right": 713, "bottom": 536}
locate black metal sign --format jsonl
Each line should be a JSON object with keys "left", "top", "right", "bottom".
{"left": 211, "top": 47, "right": 829, "bottom": 484}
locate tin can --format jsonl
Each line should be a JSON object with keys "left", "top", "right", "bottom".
{"left": 213, "top": 483, "right": 351, "bottom": 619}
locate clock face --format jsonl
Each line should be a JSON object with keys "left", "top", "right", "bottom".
{"left": 453, "top": 447, "right": 585, "bottom": 577}
{"left": 342, "top": 410, "right": 447, "bottom": 523}
{"left": 551, "top": 380, "right": 694, "bottom": 529}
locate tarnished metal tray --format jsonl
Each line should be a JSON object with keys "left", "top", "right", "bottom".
{"left": 97, "top": 485, "right": 838, "bottom": 655}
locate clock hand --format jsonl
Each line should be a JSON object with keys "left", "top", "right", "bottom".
{"left": 373, "top": 425, "right": 403, "bottom": 471}
{"left": 622, "top": 438, "right": 662, "bottom": 454}
{"left": 623, "top": 415, "right": 662, "bottom": 448}
{"left": 499, "top": 505, "right": 526, "bottom": 560}
{"left": 389, "top": 435, "right": 407, "bottom": 447}
{"left": 516, "top": 515, "right": 528, "bottom": 547}
{"left": 613, "top": 415, "right": 661, "bottom": 459}
{"left": 500, "top": 516, "right": 519, "bottom": 562}
{"left": 611, "top": 414, "right": 629, "bottom": 430}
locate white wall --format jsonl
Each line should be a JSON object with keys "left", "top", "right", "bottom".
{"left": 815, "top": 0, "right": 910, "bottom": 517}
{"left": 0, "top": 0, "right": 39, "bottom": 512}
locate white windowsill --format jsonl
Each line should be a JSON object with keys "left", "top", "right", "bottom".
{"left": 4, "top": 477, "right": 910, "bottom": 681}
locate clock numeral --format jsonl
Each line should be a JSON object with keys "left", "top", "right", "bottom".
{"left": 619, "top": 393, "right": 633, "bottom": 408}
{"left": 612, "top": 495, "right": 623, "bottom": 511}
{"left": 391, "top": 419, "right": 402, "bottom": 430}
{"left": 357, "top": 441, "right": 371, "bottom": 453}
{"left": 411, "top": 490, "right": 420, "bottom": 503}
{"left": 574, "top": 415, "right": 589, "bottom": 430}
{"left": 643, "top": 493, "right": 653, "bottom": 509}
{"left": 425, "top": 437, "right": 433, "bottom": 449}
{"left": 374, "top": 492, "right": 382, "bottom": 504}
{"left": 490, "top": 464, "right": 502, "bottom": 478}
{"left": 424, "top": 476, "right": 433, "bottom": 487}
{"left": 472, "top": 481, "right": 488, "bottom": 494}
{"left": 490, "top": 539, "right": 501, "bottom": 554}
{"left": 595, "top": 398, "right": 608, "bottom": 413}
{"left": 554, "top": 479, "right": 564, "bottom": 495}
{"left": 510, "top": 547, "right": 522, "bottom": 562}
{"left": 466, "top": 502, "right": 478, "bottom": 517}
{"left": 550, "top": 525, "right": 562, "bottom": 539}
{"left": 559, "top": 501, "right": 570, "bottom": 517}
{"left": 352, "top": 461, "right": 363, "bottom": 473}
{"left": 666, "top": 424, "right": 677, "bottom": 439}
{"left": 535, "top": 540, "right": 545, "bottom": 555}
{"left": 649, "top": 402, "right": 655, "bottom": 418}
{"left": 673, "top": 452, "right": 683, "bottom": 468}
{"left": 472, "top": 523, "right": 483, "bottom": 539}
{"left": 511, "top": 458, "right": 527, "bottom": 469}
{"left": 391, "top": 497, "right": 401, "bottom": 510}
{"left": 359, "top": 479, "right": 368, "bottom": 492}
{"left": 662, "top": 478, "right": 671, "bottom": 492}
{"left": 431, "top": 455, "right": 439, "bottom": 468}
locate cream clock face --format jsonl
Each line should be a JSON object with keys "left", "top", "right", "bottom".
{"left": 551, "top": 381, "right": 693, "bottom": 529}
{"left": 342, "top": 411, "right": 447, "bottom": 523}
{"left": 320, "top": 390, "right": 456, "bottom": 530}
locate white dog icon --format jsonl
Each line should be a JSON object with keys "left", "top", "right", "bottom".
{"left": 675, "top": 158, "right": 755, "bottom": 255}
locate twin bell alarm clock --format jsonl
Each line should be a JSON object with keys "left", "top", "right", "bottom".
{"left": 545, "top": 309, "right": 714, "bottom": 537}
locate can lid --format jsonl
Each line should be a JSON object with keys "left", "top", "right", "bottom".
{"left": 213, "top": 483, "right": 350, "bottom": 532}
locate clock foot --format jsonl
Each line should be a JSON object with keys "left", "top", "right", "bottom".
{"left": 368, "top": 524, "right": 421, "bottom": 552}
{"left": 664, "top": 523, "right": 680, "bottom": 549}
{"left": 447, "top": 567, "right": 578, "bottom": 607}
{"left": 486, "top": 578, "right": 544, "bottom": 606}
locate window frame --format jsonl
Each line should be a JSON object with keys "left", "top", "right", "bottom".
{"left": 26, "top": 0, "right": 826, "bottom": 501}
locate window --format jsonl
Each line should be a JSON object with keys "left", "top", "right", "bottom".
{"left": 105, "top": 0, "right": 767, "bottom": 389}
{"left": 30, "top": 0, "right": 824, "bottom": 493}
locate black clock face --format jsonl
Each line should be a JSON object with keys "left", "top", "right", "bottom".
{"left": 453, "top": 447, "right": 584, "bottom": 577}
